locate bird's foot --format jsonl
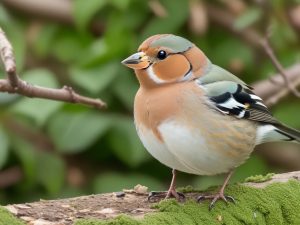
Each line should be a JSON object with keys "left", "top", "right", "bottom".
{"left": 148, "top": 189, "right": 185, "bottom": 202}
{"left": 197, "top": 192, "right": 235, "bottom": 210}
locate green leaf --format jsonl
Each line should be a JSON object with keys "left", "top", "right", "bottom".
{"left": 48, "top": 111, "right": 112, "bottom": 153}
{"left": 73, "top": 0, "right": 108, "bottom": 30}
{"left": 0, "top": 126, "right": 9, "bottom": 169}
{"left": 33, "top": 25, "right": 59, "bottom": 58}
{"left": 209, "top": 35, "right": 253, "bottom": 79}
{"left": 11, "top": 135, "right": 65, "bottom": 194}
{"left": 78, "top": 38, "right": 109, "bottom": 66}
{"left": 112, "top": 68, "right": 138, "bottom": 109}
{"left": 9, "top": 69, "right": 63, "bottom": 126}
{"left": 11, "top": 137, "right": 37, "bottom": 189}
{"left": 142, "top": 0, "right": 189, "bottom": 39}
{"left": 273, "top": 102, "right": 300, "bottom": 128}
{"left": 0, "top": 93, "right": 19, "bottom": 105}
{"left": 110, "top": 0, "right": 131, "bottom": 10}
{"left": 269, "top": 19, "right": 297, "bottom": 49}
{"left": 108, "top": 116, "right": 150, "bottom": 167}
{"left": 93, "top": 172, "right": 163, "bottom": 193}
{"left": 70, "top": 61, "right": 120, "bottom": 94}
{"left": 0, "top": 9, "right": 26, "bottom": 72}
{"left": 37, "top": 152, "right": 65, "bottom": 195}
{"left": 51, "top": 28, "right": 92, "bottom": 63}
{"left": 104, "top": 12, "right": 134, "bottom": 57}
{"left": 234, "top": 8, "right": 262, "bottom": 30}
{"left": 108, "top": 1, "right": 149, "bottom": 31}
{"left": 0, "top": 5, "right": 11, "bottom": 24}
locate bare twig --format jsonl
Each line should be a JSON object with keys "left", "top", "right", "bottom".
{"left": 264, "top": 78, "right": 300, "bottom": 106}
{"left": 2, "top": 0, "right": 73, "bottom": 25}
{"left": 252, "top": 63, "right": 300, "bottom": 106}
{"left": 207, "top": 4, "right": 262, "bottom": 49}
{"left": 0, "top": 28, "right": 106, "bottom": 109}
{"left": 288, "top": 5, "right": 300, "bottom": 33}
{"left": 148, "top": 0, "right": 167, "bottom": 17}
{"left": 260, "top": 37, "right": 300, "bottom": 98}
{"left": 188, "top": 0, "right": 208, "bottom": 35}
{"left": 206, "top": 4, "right": 300, "bottom": 103}
{"left": 0, "top": 28, "right": 18, "bottom": 88}
{"left": 2, "top": 0, "right": 104, "bottom": 34}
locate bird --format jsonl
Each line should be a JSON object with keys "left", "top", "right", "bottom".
{"left": 121, "top": 34, "right": 300, "bottom": 209}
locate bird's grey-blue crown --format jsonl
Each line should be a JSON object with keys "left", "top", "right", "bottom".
{"left": 150, "top": 35, "right": 193, "bottom": 53}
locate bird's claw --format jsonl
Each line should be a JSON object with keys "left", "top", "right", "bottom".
{"left": 148, "top": 190, "right": 185, "bottom": 202}
{"left": 197, "top": 193, "right": 235, "bottom": 210}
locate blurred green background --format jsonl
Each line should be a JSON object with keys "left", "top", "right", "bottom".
{"left": 0, "top": 0, "right": 299, "bottom": 204}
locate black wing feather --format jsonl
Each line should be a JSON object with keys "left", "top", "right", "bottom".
{"left": 209, "top": 84, "right": 279, "bottom": 125}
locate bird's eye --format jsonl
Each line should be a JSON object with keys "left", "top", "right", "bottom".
{"left": 157, "top": 50, "right": 167, "bottom": 60}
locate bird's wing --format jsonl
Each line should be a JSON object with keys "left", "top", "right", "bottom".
{"left": 197, "top": 64, "right": 279, "bottom": 125}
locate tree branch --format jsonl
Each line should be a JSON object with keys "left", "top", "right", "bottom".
{"left": 260, "top": 37, "right": 300, "bottom": 98}
{"left": 1, "top": 0, "right": 104, "bottom": 34}
{"left": 207, "top": 4, "right": 262, "bottom": 49}
{"left": 2, "top": 0, "right": 73, "bottom": 25}
{"left": 206, "top": 4, "right": 300, "bottom": 106}
{"left": 0, "top": 27, "right": 18, "bottom": 88}
{"left": 0, "top": 27, "right": 106, "bottom": 109}
{"left": 3, "top": 171, "right": 300, "bottom": 224}
{"left": 252, "top": 63, "right": 300, "bottom": 107}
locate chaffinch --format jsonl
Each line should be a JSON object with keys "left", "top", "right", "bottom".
{"left": 122, "top": 34, "right": 300, "bottom": 209}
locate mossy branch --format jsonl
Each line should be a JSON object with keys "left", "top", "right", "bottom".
{"left": 2, "top": 171, "right": 300, "bottom": 225}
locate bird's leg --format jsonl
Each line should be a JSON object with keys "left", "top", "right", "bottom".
{"left": 197, "top": 170, "right": 235, "bottom": 210}
{"left": 148, "top": 169, "right": 185, "bottom": 202}
{"left": 165, "top": 169, "right": 184, "bottom": 200}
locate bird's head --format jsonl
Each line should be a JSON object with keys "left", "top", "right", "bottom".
{"left": 122, "top": 34, "right": 211, "bottom": 88}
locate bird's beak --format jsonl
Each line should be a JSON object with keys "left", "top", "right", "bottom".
{"left": 121, "top": 52, "right": 150, "bottom": 69}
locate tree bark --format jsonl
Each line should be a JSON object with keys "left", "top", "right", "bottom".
{"left": 3, "top": 171, "right": 300, "bottom": 225}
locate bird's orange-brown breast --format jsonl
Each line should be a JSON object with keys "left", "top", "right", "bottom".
{"left": 134, "top": 82, "right": 205, "bottom": 141}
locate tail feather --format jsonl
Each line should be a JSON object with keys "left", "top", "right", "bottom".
{"left": 256, "top": 123, "right": 300, "bottom": 145}
{"left": 275, "top": 123, "right": 300, "bottom": 143}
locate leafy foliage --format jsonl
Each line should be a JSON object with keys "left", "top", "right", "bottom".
{"left": 0, "top": 0, "right": 299, "bottom": 204}
{"left": 0, "top": 126, "right": 9, "bottom": 169}
{"left": 48, "top": 111, "right": 112, "bottom": 153}
{"left": 9, "top": 69, "right": 63, "bottom": 126}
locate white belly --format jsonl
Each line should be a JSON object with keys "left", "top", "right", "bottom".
{"left": 137, "top": 120, "right": 252, "bottom": 175}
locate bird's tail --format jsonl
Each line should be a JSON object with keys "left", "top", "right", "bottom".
{"left": 275, "top": 123, "right": 300, "bottom": 143}
{"left": 256, "top": 123, "right": 300, "bottom": 144}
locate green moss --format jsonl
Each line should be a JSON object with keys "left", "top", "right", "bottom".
{"left": 245, "top": 173, "right": 275, "bottom": 183}
{"left": 75, "top": 180, "right": 300, "bottom": 225}
{"left": 0, "top": 206, "right": 26, "bottom": 225}
{"left": 177, "top": 185, "right": 201, "bottom": 193}
{"left": 75, "top": 215, "right": 140, "bottom": 225}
